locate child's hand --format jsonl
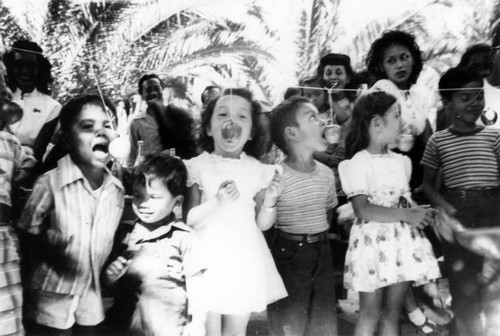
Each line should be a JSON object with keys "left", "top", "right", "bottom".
{"left": 405, "top": 205, "right": 437, "bottom": 230}
{"left": 216, "top": 180, "right": 239, "bottom": 203}
{"left": 438, "top": 203, "right": 457, "bottom": 217}
{"left": 263, "top": 170, "right": 283, "bottom": 207}
{"left": 105, "top": 257, "right": 129, "bottom": 285}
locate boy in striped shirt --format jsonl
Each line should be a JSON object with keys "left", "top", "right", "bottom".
{"left": 267, "top": 96, "right": 338, "bottom": 336}
{"left": 421, "top": 67, "right": 500, "bottom": 336}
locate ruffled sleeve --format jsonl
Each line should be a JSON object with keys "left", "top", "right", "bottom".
{"left": 338, "top": 152, "right": 370, "bottom": 198}
{"left": 183, "top": 155, "right": 202, "bottom": 189}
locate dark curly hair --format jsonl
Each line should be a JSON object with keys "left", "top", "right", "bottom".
{"left": 3, "top": 40, "right": 54, "bottom": 94}
{"left": 366, "top": 30, "right": 423, "bottom": 87}
{"left": 197, "top": 88, "right": 264, "bottom": 159}
{"left": 345, "top": 91, "right": 397, "bottom": 159}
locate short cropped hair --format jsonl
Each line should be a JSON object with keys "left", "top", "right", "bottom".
{"left": 59, "top": 94, "right": 116, "bottom": 134}
{"left": 438, "top": 67, "right": 482, "bottom": 101}
{"left": 132, "top": 153, "right": 187, "bottom": 197}
{"left": 270, "top": 96, "right": 311, "bottom": 155}
{"left": 138, "top": 74, "right": 162, "bottom": 95}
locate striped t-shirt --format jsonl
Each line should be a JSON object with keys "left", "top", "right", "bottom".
{"left": 421, "top": 126, "right": 500, "bottom": 189}
{"left": 275, "top": 160, "right": 337, "bottom": 234}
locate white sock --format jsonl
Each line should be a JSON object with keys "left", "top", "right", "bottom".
{"left": 408, "top": 308, "right": 426, "bottom": 326}
{"left": 408, "top": 309, "right": 435, "bottom": 333}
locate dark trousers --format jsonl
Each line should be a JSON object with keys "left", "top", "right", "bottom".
{"left": 442, "top": 188, "right": 500, "bottom": 336}
{"left": 24, "top": 321, "right": 103, "bottom": 336}
{"left": 267, "top": 236, "right": 337, "bottom": 336}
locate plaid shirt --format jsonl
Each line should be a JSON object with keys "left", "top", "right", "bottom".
{"left": 17, "top": 154, "right": 124, "bottom": 296}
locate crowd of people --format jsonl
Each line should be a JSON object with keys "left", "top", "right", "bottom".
{"left": 1, "top": 25, "right": 500, "bottom": 336}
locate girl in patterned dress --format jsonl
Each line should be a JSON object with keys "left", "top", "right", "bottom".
{"left": 338, "top": 91, "right": 440, "bottom": 336}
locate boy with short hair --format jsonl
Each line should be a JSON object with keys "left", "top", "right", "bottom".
{"left": 17, "top": 94, "right": 125, "bottom": 335}
{"left": 267, "top": 96, "right": 338, "bottom": 336}
{"left": 421, "top": 66, "right": 500, "bottom": 336}
{"left": 104, "top": 154, "right": 205, "bottom": 336}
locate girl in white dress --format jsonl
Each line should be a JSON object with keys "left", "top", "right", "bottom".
{"left": 184, "top": 88, "right": 286, "bottom": 336}
{"left": 339, "top": 91, "right": 440, "bottom": 336}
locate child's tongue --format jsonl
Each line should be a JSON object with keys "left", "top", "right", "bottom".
{"left": 93, "top": 144, "right": 108, "bottom": 160}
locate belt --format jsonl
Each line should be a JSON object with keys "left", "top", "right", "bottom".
{"left": 444, "top": 186, "right": 500, "bottom": 198}
{"left": 277, "top": 230, "right": 328, "bottom": 243}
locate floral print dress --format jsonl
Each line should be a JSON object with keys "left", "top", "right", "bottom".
{"left": 339, "top": 150, "right": 440, "bottom": 292}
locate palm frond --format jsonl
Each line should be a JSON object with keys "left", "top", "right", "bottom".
{"left": 296, "top": 0, "right": 340, "bottom": 79}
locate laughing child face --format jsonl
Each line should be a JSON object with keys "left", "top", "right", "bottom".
{"left": 69, "top": 104, "right": 115, "bottom": 169}
{"left": 208, "top": 95, "right": 253, "bottom": 158}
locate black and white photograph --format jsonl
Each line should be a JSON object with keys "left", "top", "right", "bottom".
{"left": 1, "top": 0, "right": 500, "bottom": 335}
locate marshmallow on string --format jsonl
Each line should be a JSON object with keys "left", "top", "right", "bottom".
{"left": 89, "top": 63, "right": 131, "bottom": 163}
{"left": 221, "top": 88, "right": 243, "bottom": 142}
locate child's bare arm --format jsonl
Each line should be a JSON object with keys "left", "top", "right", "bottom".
{"left": 185, "top": 181, "right": 238, "bottom": 229}
{"left": 256, "top": 171, "right": 283, "bottom": 231}
{"left": 421, "top": 166, "right": 456, "bottom": 216}
{"left": 351, "top": 195, "right": 436, "bottom": 229}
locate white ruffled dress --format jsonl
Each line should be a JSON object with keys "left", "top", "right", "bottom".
{"left": 184, "top": 152, "right": 287, "bottom": 314}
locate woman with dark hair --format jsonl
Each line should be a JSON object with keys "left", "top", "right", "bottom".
{"left": 3, "top": 40, "right": 61, "bottom": 163}
{"left": 317, "top": 53, "right": 357, "bottom": 125}
{"left": 366, "top": 30, "right": 432, "bottom": 191}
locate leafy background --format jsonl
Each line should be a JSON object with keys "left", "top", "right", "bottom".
{"left": 0, "top": 0, "right": 498, "bottom": 111}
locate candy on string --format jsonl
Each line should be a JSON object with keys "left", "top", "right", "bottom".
{"left": 323, "top": 124, "right": 341, "bottom": 144}
{"left": 89, "top": 63, "right": 131, "bottom": 163}
{"left": 221, "top": 120, "right": 242, "bottom": 141}
{"left": 221, "top": 87, "right": 243, "bottom": 142}
{"left": 326, "top": 81, "right": 339, "bottom": 122}
{"left": 481, "top": 107, "right": 498, "bottom": 126}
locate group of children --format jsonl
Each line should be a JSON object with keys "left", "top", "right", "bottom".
{"left": 1, "top": 28, "right": 500, "bottom": 336}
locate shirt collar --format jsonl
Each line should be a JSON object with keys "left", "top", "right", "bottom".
{"left": 133, "top": 214, "right": 177, "bottom": 243}
{"left": 13, "top": 87, "right": 41, "bottom": 99}
{"left": 56, "top": 154, "right": 124, "bottom": 191}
